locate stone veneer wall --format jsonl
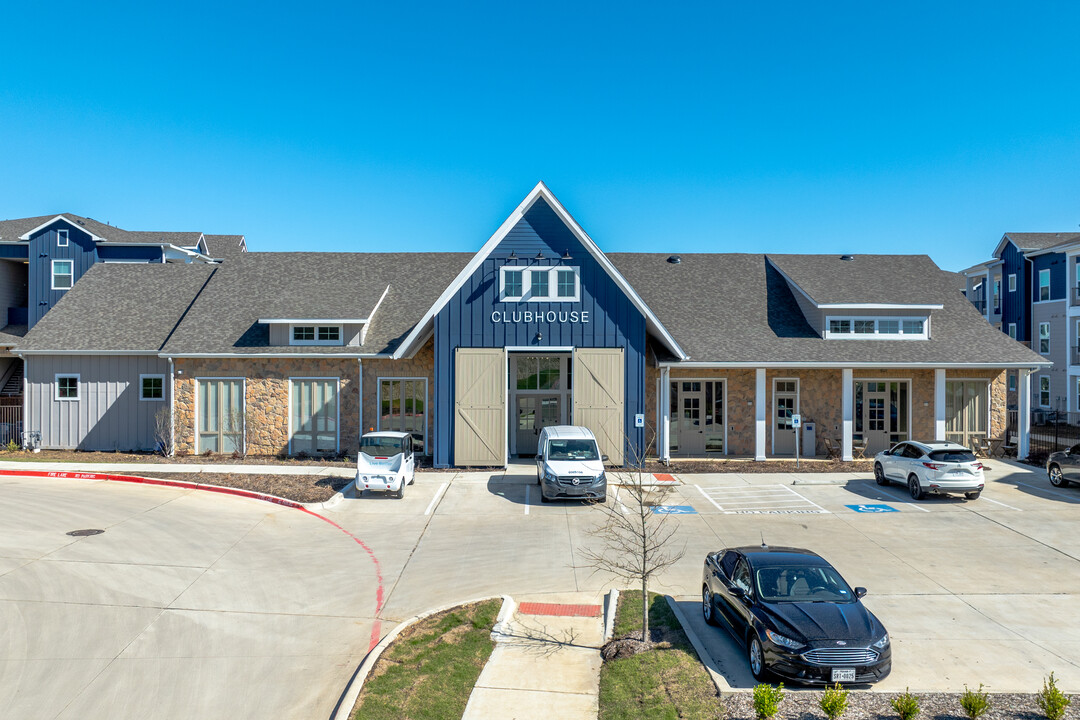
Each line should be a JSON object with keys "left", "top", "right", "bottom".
{"left": 360, "top": 339, "right": 436, "bottom": 454}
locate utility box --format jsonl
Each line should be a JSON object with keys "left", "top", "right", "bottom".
{"left": 802, "top": 422, "right": 816, "bottom": 457}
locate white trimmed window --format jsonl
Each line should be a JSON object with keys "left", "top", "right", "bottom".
{"left": 57, "top": 229, "right": 69, "bottom": 247}
{"left": 55, "top": 374, "right": 79, "bottom": 401}
{"left": 992, "top": 278, "right": 1000, "bottom": 311}
{"left": 290, "top": 325, "right": 342, "bottom": 346}
{"left": 1039, "top": 322, "right": 1050, "bottom": 354}
{"left": 51, "top": 260, "right": 74, "bottom": 290}
{"left": 1008, "top": 323, "right": 1017, "bottom": 339}
{"left": 1008, "top": 373, "right": 1016, "bottom": 391}
{"left": 1039, "top": 269, "right": 1051, "bottom": 301}
{"left": 1008, "top": 274, "right": 1016, "bottom": 292}
{"left": 140, "top": 374, "right": 165, "bottom": 401}
{"left": 1039, "top": 376, "right": 1050, "bottom": 408}
{"left": 499, "top": 266, "right": 580, "bottom": 302}
{"left": 825, "top": 316, "right": 927, "bottom": 339}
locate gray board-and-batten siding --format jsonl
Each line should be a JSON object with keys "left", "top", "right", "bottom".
{"left": 25, "top": 355, "right": 170, "bottom": 450}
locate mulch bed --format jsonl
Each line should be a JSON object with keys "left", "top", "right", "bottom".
{"left": 129, "top": 472, "right": 352, "bottom": 504}
{"left": 640, "top": 459, "right": 876, "bottom": 474}
{"left": 0, "top": 449, "right": 355, "bottom": 467}
{"left": 720, "top": 690, "right": 1073, "bottom": 719}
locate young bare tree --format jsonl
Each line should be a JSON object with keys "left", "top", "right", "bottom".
{"left": 153, "top": 407, "right": 173, "bottom": 457}
{"left": 579, "top": 427, "right": 685, "bottom": 643}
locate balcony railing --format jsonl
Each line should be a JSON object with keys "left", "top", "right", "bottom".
{"left": 971, "top": 298, "right": 986, "bottom": 314}
{"left": 1073, "top": 345, "right": 1080, "bottom": 366}
{"left": 1073, "top": 286, "right": 1080, "bottom": 307}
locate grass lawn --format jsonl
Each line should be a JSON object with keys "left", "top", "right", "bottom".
{"left": 353, "top": 599, "right": 502, "bottom": 720}
{"left": 600, "top": 590, "right": 722, "bottom": 720}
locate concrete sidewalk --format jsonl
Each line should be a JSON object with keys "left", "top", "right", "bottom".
{"left": 0, "top": 460, "right": 356, "bottom": 477}
{"left": 462, "top": 593, "right": 604, "bottom": 720}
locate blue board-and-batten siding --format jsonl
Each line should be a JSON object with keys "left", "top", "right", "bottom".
{"left": 1030, "top": 252, "right": 1066, "bottom": 303}
{"left": 433, "top": 197, "right": 647, "bottom": 467}
{"left": 1000, "top": 241, "right": 1029, "bottom": 342}
{"left": 27, "top": 221, "right": 97, "bottom": 328}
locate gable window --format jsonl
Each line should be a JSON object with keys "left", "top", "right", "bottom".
{"left": 1008, "top": 323, "right": 1017, "bottom": 340}
{"left": 1039, "top": 322, "right": 1051, "bottom": 354}
{"left": 51, "top": 260, "right": 74, "bottom": 290}
{"left": 1039, "top": 376, "right": 1050, "bottom": 408}
{"left": 140, "top": 374, "right": 165, "bottom": 401}
{"left": 1039, "top": 269, "right": 1051, "bottom": 301}
{"left": 1008, "top": 274, "right": 1016, "bottom": 292}
{"left": 291, "top": 325, "right": 343, "bottom": 346}
{"left": 499, "top": 266, "right": 580, "bottom": 302}
{"left": 57, "top": 229, "right": 69, "bottom": 247}
{"left": 825, "top": 316, "right": 928, "bottom": 340}
{"left": 55, "top": 374, "right": 79, "bottom": 401}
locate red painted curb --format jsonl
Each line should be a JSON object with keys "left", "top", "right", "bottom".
{"left": 653, "top": 473, "right": 677, "bottom": 483}
{"left": 7, "top": 467, "right": 387, "bottom": 650}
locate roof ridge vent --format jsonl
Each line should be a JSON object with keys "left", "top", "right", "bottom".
{"left": 840, "top": 254, "right": 854, "bottom": 261}
{"left": 667, "top": 255, "right": 681, "bottom": 264}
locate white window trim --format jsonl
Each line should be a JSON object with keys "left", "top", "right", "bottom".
{"left": 669, "top": 377, "right": 728, "bottom": 457}
{"left": 1008, "top": 323, "right": 1017, "bottom": 340}
{"left": 289, "top": 324, "right": 343, "bottom": 346}
{"left": 57, "top": 228, "right": 69, "bottom": 247}
{"left": 824, "top": 316, "right": 929, "bottom": 340}
{"left": 376, "top": 376, "right": 429, "bottom": 454}
{"left": 1039, "top": 322, "right": 1051, "bottom": 355}
{"left": 194, "top": 377, "right": 247, "bottom": 455}
{"left": 287, "top": 376, "right": 341, "bottom": 455}
{"left": 1039, "top": 375, "right": 1051, "bottom": 408}
{"left": 1008, "top": 373, "right": 1016, "bottom": 392}
{"left": 852, "top": 377, "right": 913, "bottom": 445}
{"left": 499, "top": 265, "right": 581, "bottom": 303}
{"left": 139, "top": 374, "right": 166, "bottom": 402}
{"left": 1008, "top": 274, "right": 1017, "bottom": 292}
{"left": 51, "top": 259, "right": 74, "bottom": 290}
{"left": 55, "top": 373, "right": 79, "bottom": 401}
{"left": 1039, "top": 269, "right": 1051, "bottom": 301}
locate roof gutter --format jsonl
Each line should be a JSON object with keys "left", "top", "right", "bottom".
{"left": 14, "top": 350, "right": 159, "bottom": 356}
{"left": 657, "top": 360, "right": 1052, "bottom": 369}
{"left": 158, "top": 352, "right": 394, "bottom": 359}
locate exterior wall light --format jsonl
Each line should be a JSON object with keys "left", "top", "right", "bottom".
{"left": 534, "top": 251, "right": 545, "bottom": 260}
{"left": 562, "top": 249, "right": 572, "bottom": 260}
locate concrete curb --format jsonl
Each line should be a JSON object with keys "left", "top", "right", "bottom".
{"left": 602, "top": 588, "right": 619, "bottom": 642}
{"left": 331, "top": 595, "right": 513, "bottom": 720}
{"left": 490, "top": 594, "right": 517, "bottom": 642}
{"left": 301, "top": 479, "right": 357, "bottom": 511}
{"left": 664, "top": 594, "right": 730, "bottom": 695}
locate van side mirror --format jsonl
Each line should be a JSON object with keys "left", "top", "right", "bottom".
{"left": 601, "top": 454, "right": 609, "bottom": 462}
{"left": 854, "top": 587, "right": 868, "bottom": 598}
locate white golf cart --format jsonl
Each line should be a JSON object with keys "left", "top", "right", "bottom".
{"left": 356, "top": 431, "right": 415, "bottom": 499}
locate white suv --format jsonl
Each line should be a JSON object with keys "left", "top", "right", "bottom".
{"left": 873, "top": 441, "right": 984, "bottom": 500}
{"left": 535, "top": 426, "right": 608, "bottom": 503}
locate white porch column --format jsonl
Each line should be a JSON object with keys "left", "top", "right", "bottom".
{"left": 755, "top": 368, "right": 767, "bottom": 461}
{"left": 934, "top": 368, "right": 947, "bottom": 441}
{"left": 660, "top": 366, "right": 671, "bottom": 463}
{"left": 1018, "top": 368, "right": 1032, "bottom": 459}
{"left": 841, "top": 368, "right": 854, "bottom": 461}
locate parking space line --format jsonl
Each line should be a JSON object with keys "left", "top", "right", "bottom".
{"left": 979, "top": 496, "right": 1022, "bottom": 511}
{"left": 867, "top": 483, "right": 931, "bottom": 512}
{"left": 695, "top": 484, "right": 724, "bottom": 512}
{"left": 424, "top": 482, "right": 449, "bottom": 516}
{"left": 524, "top": 485, "right": 530, "bottom": 515}
{"left": 1017, "top": 481, "right": 1076, "bottom": 501}
{"left": 697, "top": 484, "right": 829, "bottom": 514}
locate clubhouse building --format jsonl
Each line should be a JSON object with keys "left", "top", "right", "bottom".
{"left": 12, "top": 184, "right": 1049, "bottom": 465}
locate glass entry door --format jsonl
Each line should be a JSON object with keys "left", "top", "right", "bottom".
{"left": 855, "top": 380, "right": 909, "bottom": 455}
{"left": 516, "top": 395, "right": 560, "bottom": 456}
{"left": 669, "top": 380, "right": 725, "bottom": 456}
{"left": 291, "top": 379, "right": 338, "bottom": 454}
{"left": 945, "top": 380, "right": 988, "bottom": 447}
{"left": 772, "top": 380, "right": 798, "bottom": 456}
{"left": 198, "top": 379, "right": 244, "bottom": 454}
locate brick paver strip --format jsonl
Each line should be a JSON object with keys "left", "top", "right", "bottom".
{"left": 517, "top": 602, "right": 602, "bottom": 618}
{"left": 653, "top": 473, "right": 677, "bottom": 483}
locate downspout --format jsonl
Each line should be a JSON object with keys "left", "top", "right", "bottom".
{"left": 21, "top": 357, "right": 28, "bottom": 450}
{"left": 168, "top": 357, "right": 176, "bottom": 456}
{"left": 357, "top": 358, "right": 363, "bottom": 447}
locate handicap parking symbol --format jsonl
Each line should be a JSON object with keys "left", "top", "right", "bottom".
{"left": 653, "top": 505, "right": 697, "bottom": 515}
{"left": 846, "top": 504, "right": 898, "bottom": 513}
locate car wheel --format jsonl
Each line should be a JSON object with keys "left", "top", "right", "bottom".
{"left": 874, "top": 462, "right": 887, "bottom": 486}
{"left": 965, "top": 491, "right": 981, "bottom": 500}
{"left": 702, "top": 585, "right": 720, "bottom": 626}
{"left": 908, "top": 474, "right": 925, "bottom": 500}
{"left": 748, "top": 634, "right": 768, "bottom": 681}
{"left": 393, "top": 482, "right": 405, "bottom": 500}
{"left": 1049, "top": 464, "right": 1070, "bottom": 488}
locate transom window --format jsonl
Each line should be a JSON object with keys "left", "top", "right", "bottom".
{"left": 140, "top": 375, "right": 165, "bottom": 401}
{"left": 291, "top": 325, "right": 342, "bottom": 346}
{"left": 55, "top": 374, "right": 79, "bottom": 400}
{"left": 51, "top": 260, "right": 74, "bottom": 290}
{"left": 825, "top": 317, "right": 927, "bottom": 339}
{"left": 1039, "top": 269, "right": 1051, "bottom": 301}
{"left": 499, "top": 266, "right": 580, "bottom": 302}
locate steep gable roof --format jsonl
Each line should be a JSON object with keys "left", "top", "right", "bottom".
{"left": 993, "top": 232, "right": 1080, "bottom": 258}
{"left": 766, "top": 254, "right": 945, "bottom": 308}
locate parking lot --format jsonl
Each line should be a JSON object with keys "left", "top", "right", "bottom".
{"left": 2, "top": 458, "right": 1079, "bottom": 719}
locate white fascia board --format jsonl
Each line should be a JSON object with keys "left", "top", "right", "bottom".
{"left": 258, "top": 318, "right": 370, "bottom": 324}
{"left": 992, "top": 235, "right": 1016, "bottom": 259}
{"left": 657, "top": 360, "right": 1052, "bottom": 369}
{"left": 818, "top": 303, "right": 944, "bottom": 310}
{"left": 159, "top": 352, "right": 392, "bottom": 359}
{"left": 18, "top": 215, "right": 108, "bottom": 242}
{"left": 15, "top": 349, "right": 159, "bottom": 356}
{"left": 0, "top": 239, "right": 29, "bottom": 245}
{"left": 393, "top": 181, "right": 688, "bottom": 360}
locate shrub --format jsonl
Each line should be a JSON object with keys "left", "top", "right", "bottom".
{"left": 752, "top": 682, "right": 784, "bottom": 720}
{"left": 890, "top": 689, "right": 920, "bottom": 720}
{"left": 5, "top": 439, "right": 17, "bottom": 452}
{"left": 959, "top": 684, "right": 991, "bottom": 719}
{"left": 820, "top": 682, "right": 849, "bottom": 719}
{"left": 1036, "top": 673, "right": 1071, "bottom": 720}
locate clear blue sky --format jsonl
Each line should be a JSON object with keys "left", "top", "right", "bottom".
{"left": 2, "top": 1, "right": 1079, "bottom": 271}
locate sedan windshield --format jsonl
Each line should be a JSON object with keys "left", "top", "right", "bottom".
{"left": 360, "top": 436, "right": 405, "bottom": 456}
{"left": 548, "top": 439, "right": 600, "bottom": 461}
{"left": 754, "top": 565, "right": 856, "bottom": 603}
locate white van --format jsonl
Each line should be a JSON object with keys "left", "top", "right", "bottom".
{"left": 535, "top": 426, "right": 608, "bottom": 503}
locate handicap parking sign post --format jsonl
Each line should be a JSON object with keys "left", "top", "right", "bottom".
{"left": 845, "top": 504, "right": 898, "bottom": 513}
{"left": 792, "top": 414, "right": 801, "bottom": 469}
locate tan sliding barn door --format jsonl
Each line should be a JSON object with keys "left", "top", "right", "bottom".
{"left": 573, "top": 348, "right": 625, "bottom": 465}
{"left": 454, "top": 348, "right": 507, "bottom": 466}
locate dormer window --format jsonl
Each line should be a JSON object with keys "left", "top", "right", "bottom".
{"left": 825, "top": 316, "right": 927, "bottom": 340}
{"left": 57, "top": 229, "right": 69, "bottom": 247}
{"left": 291, "top": 324, "right": 342, "bottom": 346}
{"left": 499, "top": 266, "right": 580, "bottom": 302}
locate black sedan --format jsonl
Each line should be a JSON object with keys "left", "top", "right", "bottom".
{"left": 701, "top": 545, "right": 891, "bottom": 685}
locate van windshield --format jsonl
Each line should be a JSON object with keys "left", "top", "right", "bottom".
{"left": 547, "top": 439, "right": 599, "bottom": 461}
{"left": 360, "top": 436, "right": 405, "bottom": 456}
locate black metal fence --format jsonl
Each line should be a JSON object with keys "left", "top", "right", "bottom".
{"left": 1026, "top": 411, "right": 1080, "bottom": 464}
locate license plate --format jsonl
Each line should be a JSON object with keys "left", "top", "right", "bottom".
{"left": 831, "top": 668, "right": 856, "bottom": 682}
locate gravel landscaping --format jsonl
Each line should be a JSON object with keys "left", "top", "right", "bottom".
{"left": 719, "top": 689, "right": 1075, "bottom": 719}
{"left": 127, "top": 472, "right": 352, "bottom": 504}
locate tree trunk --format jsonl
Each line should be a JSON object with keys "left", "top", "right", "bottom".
{"left": 641, "top": 576, "right": 648, "bottom": 642}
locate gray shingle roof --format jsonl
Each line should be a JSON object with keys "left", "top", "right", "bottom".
{"left": 1005, "top": 232, "right": 1080, "bottom": 252}
{"left": 0, "top": 213, "right": 239, "bottom": 252}
{"left": 159, "top": 252, "right": 473, "bottom": 355}
{"left": 17, "top": 264, "right": 215, "bottom": 352}
{"left": 203, "top": 234, "right": 247, "bottom": 259}
{"left": 121, "top": 231, "right": 205, "bottom": 247}
{"left": 608, "top": 252, "right": 1047, "bottom": 365}
{"left": 0, "top": 324, "right": 26, "bottom": 347}
{"left": 766, "top": 254, "right": 945, "bottom": 306}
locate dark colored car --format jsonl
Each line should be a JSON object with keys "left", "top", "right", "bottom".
{"left": 701, "top": 546, "right": 891, "bottom": 685}
{"left": 1047, "top": 444, "right": 1080, "bottom": 488}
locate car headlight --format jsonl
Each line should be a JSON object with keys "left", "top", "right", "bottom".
{"left": 596, "top": 471, "right": 606, "bottom": 483}
{"left": 765, "top": 629, "right": 803, "bottom": 650}
{"left": 873, "top": 633, "right": 889, "bottom": 649}
{"left": 544, "top": 469, "right": 557, "bottom": 482}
